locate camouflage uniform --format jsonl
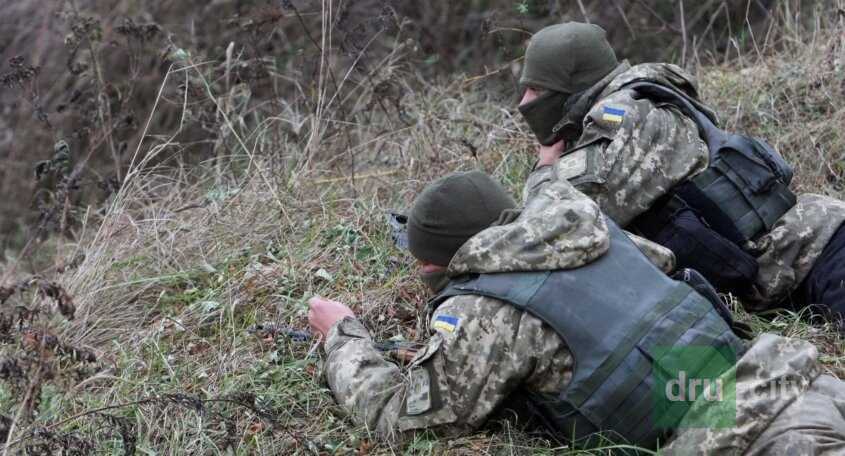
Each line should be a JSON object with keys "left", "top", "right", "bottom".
{"left": 523, "top": 62, "right": 845, "bottom": 308}
{"left": 664, "top": 334, "right": 845, "bottom": 455}
{"left": 326, "top": 178, "right": 592, "bottom": 439}
{"left": 324, "top": 178, "right": 845, "bottom": 452}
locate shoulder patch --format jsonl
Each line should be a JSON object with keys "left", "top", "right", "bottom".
{"left": 601, "top": 105, "right": 626, "bottom": 124}
{"left": 557, "top": 148, "right": 588, "bottom": 181}
{"left": 432, "top": 315, "right": 460, "bottom": 334}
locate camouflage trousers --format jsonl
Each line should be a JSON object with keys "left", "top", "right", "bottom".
{"left": 664, "top": 334, "right": 845, "bottom": 455}
{"left": 747, "top": 374, "right": 845, "bottom": 455}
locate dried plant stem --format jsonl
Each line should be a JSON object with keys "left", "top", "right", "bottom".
{"left": 2, "top": 347, "right": 48, "bottom": 456}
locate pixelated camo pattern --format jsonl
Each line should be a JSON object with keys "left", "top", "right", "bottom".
{"left": 530, "top": 63, "right": 845, "bottom": 306}
{"left": 662, "top": 334, "right": 845, "bottom": 454}
{"left": 448, "top": 179, "right": 610, "bottom": 276}
{"left": 749, "top": 194, "right": 845, "bottom": 307}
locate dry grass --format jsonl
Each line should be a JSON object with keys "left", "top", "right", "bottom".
{"left": 1, "top": 1, "right": 845, "bottom": 454}
{"left": 0, "top": 0, "right": 815, "bottom": 246}
{"left": 699, "top": 3, "right": 845, "bottom": 194}
{"left": 0, "top": 40, "right": 550, "bottom": 453}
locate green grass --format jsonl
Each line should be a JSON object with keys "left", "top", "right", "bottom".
{"left": 2, "top": 5, "right": 845, "bottom": 454}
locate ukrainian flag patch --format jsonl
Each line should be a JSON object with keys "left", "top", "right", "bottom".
{"left": 602, "top": 106, "right": 626, "bottom": 123}
{"left": 433, "top": 315, "right": 460, "bottom": 333}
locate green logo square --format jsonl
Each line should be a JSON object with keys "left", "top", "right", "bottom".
{"left": 652, "top": 345, "right": 737, "bottom": 429}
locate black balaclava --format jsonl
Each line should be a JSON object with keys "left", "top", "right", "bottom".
{"left": 518, "top": 22, "right": 618, "bottom": 145}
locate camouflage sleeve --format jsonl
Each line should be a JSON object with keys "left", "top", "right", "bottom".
{"left": 624, "top": 230, "right": 676, "bottom": 273}
{"left": 520, "top": 166, "right": 673, "bottom": 273}
{"left": 452, "top": 178, "right": 610, "bottom": 275}
{"left": 558, "top": 92, "right": 709, "bottom": 226}
{"left": 323, "top": 317, "right": 409, "bottom": 438}
{"left": 522, "top": 164, "right": 555, "bottom": 205}
{"left": 664, "top": 334, "right": 821, "bottom": 454}
{"left": 747, "top": 194, "right": 845, "bottom": 307}
{"left": 323, "top": 295, "right": 572, "bottom": 440}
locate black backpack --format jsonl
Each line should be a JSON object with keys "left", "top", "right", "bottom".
{"left": 625, "top": 81, "right": 796, "bottom": 296}
{"left": 625, "top": 81, "right": 796, "bottom": 247}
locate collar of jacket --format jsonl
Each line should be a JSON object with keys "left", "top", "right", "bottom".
{"left": 550, "top": 61, "right": 632, "bottom": 140}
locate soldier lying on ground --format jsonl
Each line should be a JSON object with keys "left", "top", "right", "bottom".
{"left": 308, "top": 170, "right": 845, "bottom": 454}
{"left": 516, "top": 22, "right": 845, "bottom": 322}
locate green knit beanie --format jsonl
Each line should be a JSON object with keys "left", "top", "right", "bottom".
{"left": 408, "top": 171, "right": 516, "bottom": 266}
{"left": 520, "top": 22, "right": 618, "bottom": 94}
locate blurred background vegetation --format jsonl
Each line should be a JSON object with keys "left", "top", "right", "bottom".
{"left": 0, "top": 0, "right": 818, "bottom": 254}
{"left": 0, "top": 1, "right": 844, "bottom": 453}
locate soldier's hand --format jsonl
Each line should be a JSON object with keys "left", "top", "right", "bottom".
{"left": 537, "top": 140, "right": 565, "bottom": 167}
{"left": 308, "top": 296, "right": 356, "bottom": 340}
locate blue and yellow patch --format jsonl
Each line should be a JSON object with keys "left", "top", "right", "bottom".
{"left": 432, "top": 315, "right": 460, "bottom": 333}
{"left": 602, "top": 106, "right": 626, "bottom": 123}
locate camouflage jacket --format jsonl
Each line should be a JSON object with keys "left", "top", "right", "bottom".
{"left": 524, "top": 62, "right": 845, "bottom": 307}
{"left": 323, "top": 178, "right": 844, "bottom": 452}
{"left": 324, "top": 178, "right": 678, "bottom": 439}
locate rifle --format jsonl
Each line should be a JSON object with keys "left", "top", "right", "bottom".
{"left": 249, "top": 323, "right": 423, "bottom": 363}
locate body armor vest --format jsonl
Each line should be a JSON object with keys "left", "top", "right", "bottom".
{"left": 624, "top": 81, "right": 797, "bottom": 248}
{"left": 430, "top": 222, "right": 745, "bottom": 448}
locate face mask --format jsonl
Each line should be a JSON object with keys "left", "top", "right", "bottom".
{"left": 518, "top": 90, "right": 570, "bottom": 146}
{"left": 419, "top": 269, "right": 450, "bottom": 294}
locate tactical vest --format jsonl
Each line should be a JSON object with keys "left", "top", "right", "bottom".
{"left": 624, "top": 81, "right": 797, "bottom": 248}
{"left": 430, "top": 221, "right": 746, "bottom": 448}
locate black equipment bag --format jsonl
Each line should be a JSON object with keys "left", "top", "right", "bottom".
{"left": 625, "top": 81, "right": 797, "bottom": 247}
{"left": 636, "top": 197, "right": 759, "bottom": 297}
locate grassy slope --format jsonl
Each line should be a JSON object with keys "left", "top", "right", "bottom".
{"left": 2, "top": 18, "right": 845, "bottom": 456}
